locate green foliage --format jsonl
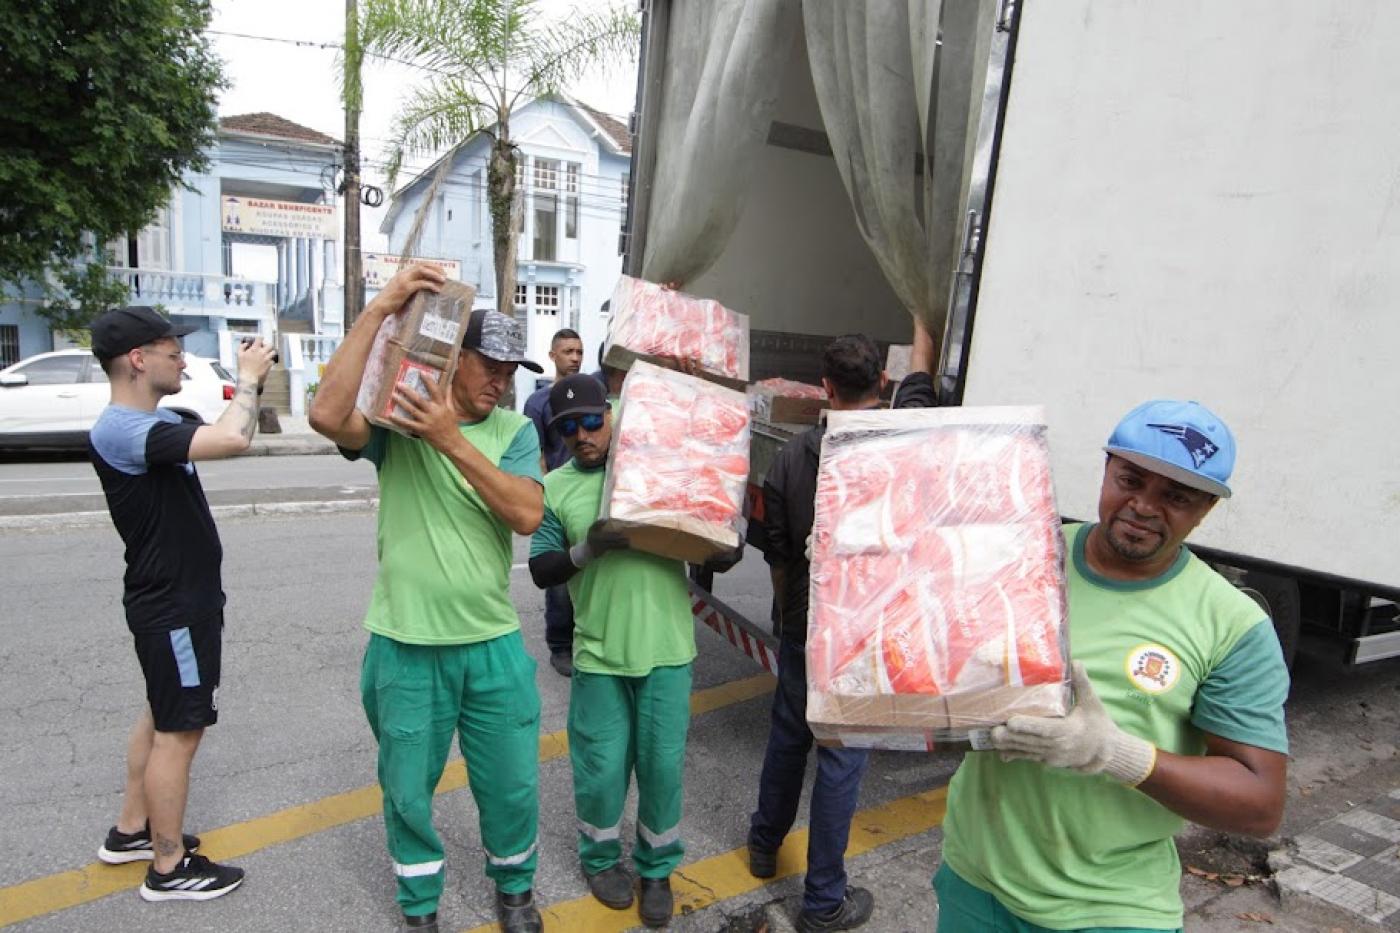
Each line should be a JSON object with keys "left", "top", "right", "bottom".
{"left": 0, "top": 0, "right": 226, "bottom": 330}
{"left": 358, "top": 0, "right": 639, "bottom": 306}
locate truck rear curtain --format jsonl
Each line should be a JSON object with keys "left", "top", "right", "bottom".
{"left": 641, "top": 0, "right": 800, "bottom": 287}
{"left": 803, "top": 0, "right": 998, "bottom": 336}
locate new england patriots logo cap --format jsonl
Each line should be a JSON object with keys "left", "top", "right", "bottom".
{"left": 1104, "top": 399, "right": 1236, "bottom": 498}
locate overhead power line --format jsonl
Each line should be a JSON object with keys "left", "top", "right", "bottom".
{"left": 206, "top": 27, "right": 637, "bottom": 124}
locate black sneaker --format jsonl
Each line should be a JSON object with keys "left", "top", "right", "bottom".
{"left": 139, "top": 852, "right": 244, "bottom": 901}
{"left": 747, "top": 842, "right": 777, "bottom": 879}
{"left": 496, "top": 889, "right": 542, "bottom": 933}
{"left": 796, "top": 886, "right": 874, "bottom": 932}
{"left": 99, "top": 823, "right": 201, "bottom": 864}
{"left": 403, "top": 911, "right": 438, "bottom": 932}
{"left": 585, "top": 864, "right": 634, "bottom": 909}
{"left": 639, "top": 877, "right": 673, "bottom": 928}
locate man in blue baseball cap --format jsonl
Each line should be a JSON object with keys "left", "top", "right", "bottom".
{"left": 933, "top": 400, "right": 1291, "bottom": 933}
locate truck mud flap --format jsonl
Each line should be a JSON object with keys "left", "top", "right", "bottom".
{"left": 688, "top": 580, "right": 780, "bottom": 675}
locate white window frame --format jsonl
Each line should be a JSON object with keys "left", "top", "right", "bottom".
{"left": 535, "top": 285, "right": 560, "bottom": 312}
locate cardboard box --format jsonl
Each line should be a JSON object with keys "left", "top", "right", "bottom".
{"left": 808, "top": 681, "right": 1072, "bottom": 748}
{"left": 804, "top": 406, "right": 1072, "bottom": 750}
{"left": 600, "top": 361, "right": 750, "bottom": 564}
{"left": 748, "top": 379, "right": 828, "bottom": 425}
{"left": 356, "top": 280, "right": 476, "bottom": 433}
{"left": 602, "top": 275, "right": 750, "bottom": 389}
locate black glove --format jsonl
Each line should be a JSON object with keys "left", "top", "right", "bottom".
{"left": 569, "top": 520, "right": 631, "bottom": 567}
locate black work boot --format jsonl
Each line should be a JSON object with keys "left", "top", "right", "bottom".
{"left": 585, "top": 864, "right": 634, "bottom": 909}
{"left": 796, "top": 886, "right": 874, "bottom": 932}
{"left": 403, "top": 912, "right": 438, "bottom": 932}
{"left": 639, "top": 876, "right": 673, "bottom": 928}
{"left": 747, "top": 842, "right": 777, "bottom": 879}
{"left": 496, "top": 889, "right": 543, "bottom": 933}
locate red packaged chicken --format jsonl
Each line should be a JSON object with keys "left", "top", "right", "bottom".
{"left": 600, "top": 361, "right": 750, "bottom": 564}
{"left": 805, "top": 406, "right": 1072, "bottom": 750}
{"left": 602, "top": 275, "right": 749, "bottom": 385}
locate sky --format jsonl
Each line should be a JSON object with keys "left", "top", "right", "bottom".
{"left": 208, "top": 0, "right": 639, "bottom": 271}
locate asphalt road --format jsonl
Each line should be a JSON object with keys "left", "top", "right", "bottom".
{"left": 2, "top": 508, "right": 1397, "bottom": 932}
{"left": 0, "top": 512, "right": 959, "bottom": 932}
{"left": 0, "top": 454, "right": 376, "bottom": 515}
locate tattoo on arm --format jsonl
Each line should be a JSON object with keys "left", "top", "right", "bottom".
{"left": 228, "top": 383, "right": 259, "bottom": 441}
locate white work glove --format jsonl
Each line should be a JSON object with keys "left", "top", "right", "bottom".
{"left": 569, "top": 520, "right": 630, "bottom": 568}
{"left": 989, "top": 661, "right": 1157, "bottom": 786}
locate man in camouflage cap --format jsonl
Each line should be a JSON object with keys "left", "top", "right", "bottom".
{"left": 310, "top": 265, "right": 547, "bottom": 933}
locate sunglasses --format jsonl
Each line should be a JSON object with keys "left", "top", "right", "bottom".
{"left": 558, "top": 412, "right": 605, "bottom": 437}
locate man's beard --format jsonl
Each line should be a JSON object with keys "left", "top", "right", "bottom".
{"left": 1104, "top": 517, "right": 1166, "bottom": 562}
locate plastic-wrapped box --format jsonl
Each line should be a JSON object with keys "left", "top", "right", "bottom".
{"left": 748, "top": 377, "right": 828, "bottom": 425}
{"left": 600, "top": 361, "right": 750, "bottom": 564}
{"left": 602, "top": 275, "right": 749, "bottom": 387}
{"left": 357, "top": 280, "right": 477, "bottom": 434}
{"left": 806, "top": 406, "right": 1071, "bottom": 749}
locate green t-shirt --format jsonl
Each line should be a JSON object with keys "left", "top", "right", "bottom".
{"left": 530, "top": 457, "right": 696, "bottom": 676}
{"left": 941, "top": 523, "right": 1289, "bottom": 931}
{"left": 343, "top": 413, "right": 542, "bottom": 645}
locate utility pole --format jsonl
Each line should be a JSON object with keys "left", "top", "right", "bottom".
{"left": 343, "top": 0, "right": 364, "bottom": 326}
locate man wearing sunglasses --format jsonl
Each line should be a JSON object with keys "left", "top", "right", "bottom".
{"left": 310, "top": 265, "right": 547, "bottom": 933}
{"left": 527, "top": 373, "right": 695, "bottom": 929}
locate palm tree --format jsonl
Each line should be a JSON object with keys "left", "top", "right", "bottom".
{"left": 358, "top": 0, "right": 639, "bottom": 313}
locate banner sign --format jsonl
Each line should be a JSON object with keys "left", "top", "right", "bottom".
{"left": 362, "top": 252, "right": 462, "bottom": 289}
{"left": 221, "top": 196, "right": 339, "bottom": 239}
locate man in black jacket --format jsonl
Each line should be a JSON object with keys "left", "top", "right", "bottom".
{"left": 746, "top": 320, "right": 936, "bottom": 932}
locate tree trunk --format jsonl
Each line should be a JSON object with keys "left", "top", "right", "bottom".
{"left": 488, "top": 134, "right": 520, "bottom": 315}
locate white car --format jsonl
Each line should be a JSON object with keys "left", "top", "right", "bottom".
{"left": 0, "top": 349, "right": 235, "bottom": 449}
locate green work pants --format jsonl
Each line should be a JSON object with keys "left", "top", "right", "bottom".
{"left": 361, "top": 630, "right": 541, "bottom": 917}
{"left": 568, "top": 663, "right": 692, "bottom": 878}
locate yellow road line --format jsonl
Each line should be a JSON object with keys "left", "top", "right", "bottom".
{"left": 0, "top": 672, "right": 776, "bottom": 928}
{"left": 465, "top": 785, "right": 950, "bottom": 933}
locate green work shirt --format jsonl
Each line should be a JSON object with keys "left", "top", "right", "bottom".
{"left": 941, "top": 523, "right": 1289, "bottom": 931}
{"left": 530, "top": 457, "right": 696, "bottom": 676}
{"left": 343, "top": 413, "right": 542, "bottom": 646}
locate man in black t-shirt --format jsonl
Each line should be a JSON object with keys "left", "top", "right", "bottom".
{"left": 746, "top": 319, "right": 937, "bottom": 933}
{"left": 87, "top": 306, "right": 275, "bottom": 903}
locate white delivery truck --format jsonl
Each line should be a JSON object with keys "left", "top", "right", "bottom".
{"left": 623, "top": 0, "right": 1400, "bottom": 668}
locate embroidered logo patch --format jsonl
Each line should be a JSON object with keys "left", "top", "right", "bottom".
{"left": 1124, "top": 643, "right": 1181, "bottom": 695}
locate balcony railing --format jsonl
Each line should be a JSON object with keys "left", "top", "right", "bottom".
{"left": 285, "top": 333, "right": 344, "bottom": 417}
{"left": 106, "top": 267, "right": 277, "bottom": 315}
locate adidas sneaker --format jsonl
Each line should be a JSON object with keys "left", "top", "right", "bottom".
{"left": 98, "top": 823, "right": 202, "bottom": 864}
{"left": 139, "top": 852, "right": 244, "bottom": 902}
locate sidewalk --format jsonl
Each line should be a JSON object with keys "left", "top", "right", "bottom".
{"left": 243, "top": 413, "right": 338, "bottom": 456}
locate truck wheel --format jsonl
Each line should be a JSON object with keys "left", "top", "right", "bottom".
{"left": 1238, "top": 571, "right": 1301, "bottom": 670}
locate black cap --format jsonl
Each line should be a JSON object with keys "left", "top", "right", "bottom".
{"left": 461, "top": 308, "right": 543, "bottom": 373}
{"left": 548, "top": 373, "right": 609, "bottom": 426}
{"left": 90, "top": 306, "right": 197, "bottom": 360}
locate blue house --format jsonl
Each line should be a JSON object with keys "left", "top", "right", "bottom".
{"left": 0, "top": 112, "right": 345, "bottom": 412}
{"left": 378, "top": 95, "right": 632, "bottom": 407}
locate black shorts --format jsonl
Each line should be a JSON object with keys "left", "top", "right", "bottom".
{"left": 133, "top": 614, "right": 223, "bottom": 732}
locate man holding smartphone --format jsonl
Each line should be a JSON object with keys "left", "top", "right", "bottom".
{"left": 87, "top": 306, "right": 276, "bottom": 902}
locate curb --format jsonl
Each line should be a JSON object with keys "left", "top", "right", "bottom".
{"left": 240, "top": 439, "right": 339, "bottom": 457}
{"left": 0, "top": 497, "right": 378, "bottom": 531}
